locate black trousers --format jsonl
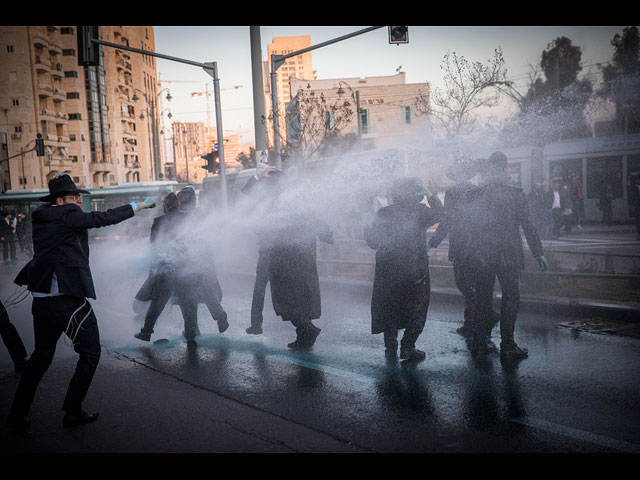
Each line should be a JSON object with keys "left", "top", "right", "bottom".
{"left": 453, "top": 262, "right": 477, "bottom": 327}
{"left": 0, "top": 300, "right": 27, "bottom": 365}
{"left": 473, "top": 263, "right": 521, "bottom": 347}
{"left": 3, "top": 236, "right": 16, "bottom": 260}
{"left": 141, "top": 277, "right": 172, "bottom": 335}
{"left": 9, "top": 295, "right": 101, "bottom": 418}
{"left": 250, "top": 249, "right": 270, "bottom": 329}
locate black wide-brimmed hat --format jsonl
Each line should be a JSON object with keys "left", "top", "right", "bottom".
{"left": 39, "top": 173, "right": 90, "bottom": 202}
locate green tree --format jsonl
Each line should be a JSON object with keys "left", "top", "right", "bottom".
{"left": 601, "top": 26, "right": 640, "bottom": 134}
{"left": 237, "top": 147, "right": 256, "bottom": 169}
{"left": 503, "top": 36, "right": 593, "bottom": 145}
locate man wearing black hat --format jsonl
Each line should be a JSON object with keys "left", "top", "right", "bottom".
{"left": 364, "top": 177, "right": 443, "bottom": 361}
{"left": 468, "top": 152, "right": 547, "bottom": 360}
{"left": 429, "top": 159, "right": 497, "bottom": 337}
{"left": 6, "top": 174, "right": 155, "bottom": 431}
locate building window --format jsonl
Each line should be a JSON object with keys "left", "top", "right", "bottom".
{"left": 586, "top": 156, "right": 623, "bottom": 200}
{"left": 360, "top": 109, "right": 370, "bottom": 135}
{"left": 61, "top": 27, "right": 74, "bottom": 35}
{"left": 71, "top": 156, "right": 78, "bottom": 163}
{"left": 68, "top": 113, "right": 81, "bottom": 120}
{"left": 324, "top": 111, "right": 335, "bottom": 131}
{"left": 7, "top": 45, "right": 14, "bottom": 53}
{"left": 11, "top": 99, "right": 19, "bottom": 107}
{"left": 401, "top": 106, "right": 411, "bottom": 124}
{"left": 14, "top": 126, "right": 22, "bottom": 133}
{"left": 67, "top": 92, "right": 80, "bottom": 99}
{"left": 62, "top": 49, "right": 76, "bottom": 56}
{"left": 70, "top": 135, "right": 76, "bottom": 141}
{"left": 19, "top": 177, "right": 27, "bottom": 185}
{"left": 65, "top": 71, "right": 78, "bottom": 78}
{"left": 73, "top": 176, "right": 80, "bottom": 182}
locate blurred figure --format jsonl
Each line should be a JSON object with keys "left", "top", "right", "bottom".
{"left": 551, "top": 181, "right": 569, "bottom": 239}
{"left": 16, "top": 212, "right": 33, "bottom": 256}
{"left": 599, "top": 181, "right": 615, "bottom": 226}
{"left": 568, "top": 174, "right": 584, "bottom": 229}
{"left": 133, "top": 192, "right": 186, "bottom": 342}
{"left": 261, "top": 194, "right": 334, "bottom": 351}
{"left": 172, "top": 186, "right": 228, "bottom": 344}
{"left": 541, "top": 180, "right": 554, "bottom": 238}
{"left": 468, "top": 153, "right": 547, "bottom": 360}
{"left": 7, "top": 174, "right": 155, "bottom": 432}
{"left": 1, "top": 211, "right": 16, "bottom": 261}
{"left": 364, "top": 177, "right": 443, "bottom": 361}
{"left": 1, "top": 299, "right": 28, "bottom": 374}
{"left": 527, "top": 182, "right": 545, "bottom": 237}
{"left": 630, "top": 175, "right": 640, "bottom": 240}
{"left": 240, "top": 166, "right": 283, "bottom": 335}
{"left": 430, "top": 159, "right": 497, "bottom": 338}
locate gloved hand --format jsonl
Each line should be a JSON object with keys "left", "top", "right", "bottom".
{"left": 141, "top": 197, "right": 157, "bottom": 209}
{"left": 537, "top": 256, "right": 548, "bottom": 272}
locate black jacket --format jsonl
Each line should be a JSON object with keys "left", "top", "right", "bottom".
{"left": 429, "top": 181, "right": 481, "bottom": 263}
{"left": 466, "top": 181, "right": 543, "bottom": 269}
{"left": 15, "top": 203, "right": 134, "bottom": 299}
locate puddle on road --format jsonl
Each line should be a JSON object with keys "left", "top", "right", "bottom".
{"left": 556, "top": 319, "right": 640, "bottom": 338}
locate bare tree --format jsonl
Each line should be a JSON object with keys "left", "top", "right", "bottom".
{"left": 415, "top": 48, "right": 512, "bottom": 138}
{"left": 284, "top": 88, "right": 356, "bottom": 162}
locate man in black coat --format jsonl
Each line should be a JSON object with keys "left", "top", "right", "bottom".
{"left": 262, "top": 197, "right": 333, "bottom": 351}
{"left": 1, "top": 299, "right": 28, "bottom": 374}
{"left": 133, "top": 192, "right": 187, "bottom": 341}
{"left": 240, "top": 166, "right": 282, "bottom": 335}
{"left": 6, "top": 174, "right": 155, "bottom": 432}
{"left": 364, "top": 177, "right": 443, "bottom": 361}
{"left": 467, "top": 153, "right": 548, "bottom": 360}
{"left": 1, "top": 211, "right": 17, "bottom": 261}
{"left": 171, "top": 186, "right": 228, "bottom": 344}
{"left": 429, "top": 160, "right": 498, "bottom": 337}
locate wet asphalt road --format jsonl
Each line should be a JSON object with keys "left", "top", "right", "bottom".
{"left": 2, "top": 254, "right": 639, "bottom": 452}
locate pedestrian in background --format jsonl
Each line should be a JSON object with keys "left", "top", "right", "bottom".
{"left": 1, "top": 211, "right": 16, "bottom": 261}
{"left": 6, "top": 174, "right": 155, "bottom": 432}
{"left": 364, "top": 177, "right": 443, "bottom": 361}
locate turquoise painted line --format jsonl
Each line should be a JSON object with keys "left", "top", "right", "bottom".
{"left": 510, "top": 416, "right": 640, "bottom": 452}
{"left": 269, "top": 354, "right": 379, "bottom": 385}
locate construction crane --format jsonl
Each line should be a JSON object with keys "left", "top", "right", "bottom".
{"left": 191, "top": 84, "right": 243, "bottom": 129}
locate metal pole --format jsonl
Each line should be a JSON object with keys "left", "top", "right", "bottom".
{"left": 209, "top": 62, "right": 228, "bottom": 211}
{"left": 21, "top": 147, "right": 25, "bottom": 189}
{"left": 356, "top": 90, "right": 362, "bottom": 140}
{"left": 270, "top": 61, "right": 281, "bottom": 170}
{"left": 183, "top": 128, "right": 189, "bottom": 183}
{"left": 249, "top": 27, "right": 268, "bottom": 161}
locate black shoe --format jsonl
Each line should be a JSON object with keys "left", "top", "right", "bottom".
{"left": 218, "top": 312, "right": 229, "bottom": 333}
{"left": 384, "top": 347, "right": 398, "bottom": 359}
{"left": 400, "top": 348, "right": 426, "bottom": 361}
{"left": 63, "top": 410, "right": 98, "bottom": 428}
{"left": 246, "top": 326, "right": 263, "bottom": 335}
{"left": 456, "top": 325, "right": 473, "bottom": 337}
{"left": 6, "top": 415, "right": 30, "bottom": 432}
{"left": 134, "top": 331, "right": 151, "bottom": 341}
{"left": 500, "top": 343, "right": 528, "bottom": 360}
{"left": 470, "top": 338, "right": 497, "bottom": 356}
{"left": 288, "top": 326, "right": 321, "bottom": 351}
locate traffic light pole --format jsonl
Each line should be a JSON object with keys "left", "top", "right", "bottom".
{"left": 269, "top": 26, "right": 384, "bottom": 169}
{"left": 84, "top": 31, "right": 229, "bottom": 211}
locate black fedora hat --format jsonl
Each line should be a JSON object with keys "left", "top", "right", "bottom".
{"left": 39, "top": 173, "right": 90, "bottom": 202}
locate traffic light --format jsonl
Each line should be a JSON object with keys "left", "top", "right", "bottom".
{"left": 35, "top": 134, "right": 44, "bottom": 156}
{"left": 201, "top": 150, "right": 220, "bottom": 174}
{"left": 77, "top": 26, "right": 101, "bottom": 67}
{"left": 388, "top": 26, "right": 409, "bottom": 45}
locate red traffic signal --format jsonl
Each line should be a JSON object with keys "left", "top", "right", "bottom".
{"left": 201, "top": 150, "right": 220, "bottom": 174}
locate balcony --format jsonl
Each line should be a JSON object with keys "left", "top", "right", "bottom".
{"left": 51, "top": 63, "right": 64, "bottom": 79}
{"left": 52, "top": 88, "right": 66, "bottom": 101}
{"left": 35, "top": 56, "right": 51, "bottom": 73}
{"left": 32, "top": 30, "right": 49, "bottom": 49}
{"left": 37, "top": 84, "right": 54, "bottom": 98}
{"left": 48, "top": 43, "right": 62, "bottom": 56}
{"left": 40, "top": 108, "right": 56, "bottom": 120}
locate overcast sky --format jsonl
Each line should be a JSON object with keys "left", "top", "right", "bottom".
{"left": 152, "top": 26, "right": 627, "bottom": 144}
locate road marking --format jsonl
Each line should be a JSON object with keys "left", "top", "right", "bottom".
{"left": 510, "top": 416, "right": 640, "bottom": 452}
{"left": 269, "top": 353, "right": 379, "bottom": 385}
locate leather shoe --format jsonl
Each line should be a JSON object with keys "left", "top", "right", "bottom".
{"left": 246, "top": 326, "right": 263, "bottom": 335}
{"left": 134, "top": 331, "right": 151, "bottom": 341}
{"left": 63, "top": 410, "right": 98, "bottom": 428}
{"left": 400, "top": 348, "right": 426, "bottom": 361}
{"left": 500, "top": 343, "right": 529, "bottom": 360}
{"left": 218, "top": 312, "right": 229, "bottom": 333}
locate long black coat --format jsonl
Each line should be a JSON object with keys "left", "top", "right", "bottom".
{"left": 466, "top": 181, "right": 543, "bottom": 269}
{"left": 15, "top": 203, "right": 134, "bottom": 299}
{"left": 364, "top": 196, "right": 443, "bottom": 334}
{"left": 135, "top": 209, "right": 188, "bottom": 302}
{"left": 263, "top": 210, "right": 333, "bottom": 322}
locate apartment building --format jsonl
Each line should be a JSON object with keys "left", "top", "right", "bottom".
{"left": 0, "top": 25, "right": 161, "bottom": 192}
{"left": 264, "top": 36, "right": 315, "bottom": 148}
{"left": 287, "top": 72, "right": 432, "bottom": 158}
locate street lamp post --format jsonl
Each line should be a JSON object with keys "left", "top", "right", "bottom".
{"left": 336, "top": 81, "right": 362, "bottom": 140}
